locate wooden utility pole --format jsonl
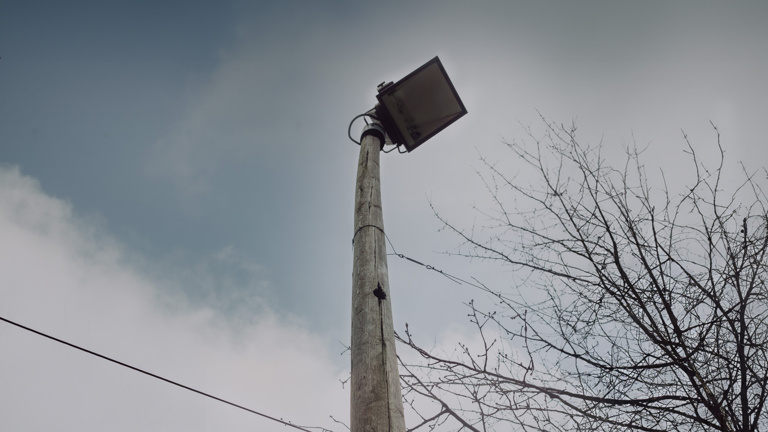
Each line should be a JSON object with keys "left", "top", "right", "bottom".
{"left": 351, "top": 123, "right": 406, "bottom": 432}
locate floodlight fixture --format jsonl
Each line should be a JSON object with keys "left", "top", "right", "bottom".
{"left": 375, "top": 56, "right": 467, "bottom": 152}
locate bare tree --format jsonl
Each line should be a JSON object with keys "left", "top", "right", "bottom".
{"left": 397, "top": 119, "right": 768, "bottom": 432}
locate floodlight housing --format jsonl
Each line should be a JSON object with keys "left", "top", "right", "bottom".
{"left": 375, "top": 56, "right": 467, "bottom": 152}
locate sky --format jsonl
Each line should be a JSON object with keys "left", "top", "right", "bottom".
{"left": 1, "top": 1, "right": 767, "bottom": 430}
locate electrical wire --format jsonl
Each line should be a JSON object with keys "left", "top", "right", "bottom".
{"left": 379, "top": 232, "right": 491, "bottom": 293}
{"left": 381, "top": 145, "right": 398, "bottom": 154}
{"left": 347, "top": 113, "right": 378, "bottom": 145}
{"left": 348, "top": 112, "right": 401, "bottom": 153}
{"left": 0, "top": 315, "right": 316, "bottom": 432}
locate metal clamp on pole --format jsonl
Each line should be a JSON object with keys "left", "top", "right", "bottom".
{"left": 360, "top": 123, "right": 386, "bottom": 150}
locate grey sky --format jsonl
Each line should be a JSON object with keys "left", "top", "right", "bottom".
{"left": 1, "top": 1, "right": 767, "bottom": 430}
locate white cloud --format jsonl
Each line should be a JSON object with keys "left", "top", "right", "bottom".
{"left": 0, "top": 165, "right": 348, "bottom": 431}
{"left": 143, "top": 28, "right": 307, "bottom": 197}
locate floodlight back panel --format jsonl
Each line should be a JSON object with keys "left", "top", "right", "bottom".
{"left": 376, "top": 57, "right": 467, "bottom": 152}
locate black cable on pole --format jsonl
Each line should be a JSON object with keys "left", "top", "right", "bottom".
{"left": 381, "top": 144, "right": 399, "bottom": 154}
{"left": 348, "top": 113, "right": 379, "bottom": 145}
{"left": 348, "top": 111, "right": 401, "bottom": 153}
{"left": 0, "top": 315, "right": 314, "bottom": 432}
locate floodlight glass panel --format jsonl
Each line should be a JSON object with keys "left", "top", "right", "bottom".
{"left": 377, "top": 57, "right": 467, "bottom": 152}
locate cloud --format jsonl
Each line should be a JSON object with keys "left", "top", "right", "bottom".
{"left": 142, "top": 15, "right": 315, "bottom": 197}
{"left": 0, "top": 165, "right": 348, "bottom": 431}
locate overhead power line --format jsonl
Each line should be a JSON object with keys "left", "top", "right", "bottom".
{"left": 0, "top": 315, "right": 316, "bottom": 432}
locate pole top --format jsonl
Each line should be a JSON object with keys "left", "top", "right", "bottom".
{"left": 360, "top": 123, "right": 386, "bottom": 150}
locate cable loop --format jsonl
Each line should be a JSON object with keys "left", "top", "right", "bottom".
{"left": 348, "top": 112, "right": 380, "bottom": 145}
{"left": 348, "top": 111, "right": 401, "bottom": 153}
{"left": 352, "top": 224, "right": 385, "bottom": 245}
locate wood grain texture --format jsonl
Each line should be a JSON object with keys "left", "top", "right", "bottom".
{"left": 350, "top": 129, "right": 406, "bottom": 432}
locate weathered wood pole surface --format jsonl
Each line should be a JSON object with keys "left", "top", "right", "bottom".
{"left": 351, "top": 127, "right": 406, "bottom": 432}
